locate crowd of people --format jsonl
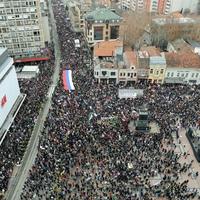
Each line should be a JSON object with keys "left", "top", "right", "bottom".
{"left": 0, "top": 47, "right": 55, "bottom": 196}
{"left": 18, "top": 0, "right": 200, "bottom": 200}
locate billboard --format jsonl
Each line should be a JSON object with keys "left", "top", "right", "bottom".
{"left": 0, "top": 66, "right": 20, "bottom": 128}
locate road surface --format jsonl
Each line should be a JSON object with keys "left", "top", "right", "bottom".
{"left": 6, "top": 0, "right": 61, "bottom": 199}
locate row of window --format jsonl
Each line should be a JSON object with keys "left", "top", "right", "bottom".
{"left": 95, "top": 71, "right": 137, "bottom": 77}
{"left": 167, "top": 72, "right": 199, "bottom": 78}
{"left": 150, "top": 68, "right": 164, "bottom": 75}
{"left": 1, "top": 1, "right": 36, "bottom": 8}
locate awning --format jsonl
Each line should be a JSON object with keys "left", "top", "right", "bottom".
{"left": 14, "top": 57, "right": 49, "bottom": 63}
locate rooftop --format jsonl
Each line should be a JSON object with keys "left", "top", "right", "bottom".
{"left": 86, "top": 8, "right": 121, "bottom": 22}
{"left": 150, "top": 56, "right": 166, "bottom": 65}
{"left": 124, "top": 50, "right": 137, "bottom": 67}
{"left": 169, "top": 39, "right": 193, "bottom": 53}
{"left": 141, "top": 46, "right": 161, "bottom": 57}
{"left": 165, "top": 52, "right": 200, "bottom": 68}
{"left": 0, "top": 47, "right": 7, "bottom": 56}
{"left": 94, "top": 39, "right": 123, "bottom": 57}
{"left": 153, "top": 17, "right": 196, "bottom": 26}
{"left": 185, "top": 39, "right": 200, "bottom": 48}
{"left": 98, "top": 61, "right": 115, "bottom": 69}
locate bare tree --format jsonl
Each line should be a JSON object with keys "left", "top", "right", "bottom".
{"left": 119, "top": 11, "right": 151, "bottom": 47}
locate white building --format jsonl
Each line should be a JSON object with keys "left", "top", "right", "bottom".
{"left": 118, "top": 0, "right": 145, "bottom": 11}
{"left": 165, "top": 52, "right": 200, "bottom": 84}
{"left": 0, "top": 48, "right": 20, "bottom": 128}
{"left": 94, "top": 50, "right": 138, "bottom": 84}
{"left": 0, "top": 0, "right": 49, "bottom": 59}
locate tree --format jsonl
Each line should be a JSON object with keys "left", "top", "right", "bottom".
{"left": 119, "top": 11, "right": 151, "bottom": 47}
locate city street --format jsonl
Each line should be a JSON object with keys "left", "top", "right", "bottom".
{"left": 5, "top": 0, "right": 61, "bottom": 199}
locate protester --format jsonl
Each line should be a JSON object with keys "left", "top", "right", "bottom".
{"left": 0, "top": 48, "right": 54, "bottom": 195}
{"left": 1, "top": 0, "right": 200, "bottom": 199}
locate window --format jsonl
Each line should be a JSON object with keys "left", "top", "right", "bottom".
{"left": 134, "top": 73, "right": 137, "bottom": 77}
{"left": 171, "top": 72, "right": 174, "bottom": 77}
{"left": 150, "top": 69, "right": 153, "bottom": 74}
{"left": 167, "top": 72, "right": 170, "bottom": 77}
{"left": 106, "top": 24, "right": 108, "bottom": 29}
{"left": 191, "top": 73, "right": 195, "bottom": 78}
{"left": 94, "top": 27, "right": 103, "bottom": 40}
{"left": 185, "top": 73, "right": 188, "bottom": 77}
{"left": 127, "top": 73, "right": 130, "bottom": 76}
{"left": 196, "top": 73, "right": 199, "bottom": 78}
{"left": 110, "top": 26, "right": 119, "bottom": 39}
{"left": 156, "top": 70, "right": 159, "bottom": 75}
{"left": 120, "top": 73, "right": 122, "bottom": 76}
{"left": 123, "top": 73, "right": 125, "bottom": 76}
{"left": 160, "top": 69, "right": 164, "bottom": 74}
{"left": 96, "top": 72, "right": 98, "bottom": 76}
{"left": 102, "top": 71, "right": 107, "bottom": 76}
{"left": 177, "top": 72, "right": 180, "bottom": 77}
{"left": 111, "top": 72, "right": 116, "bottom": 76}
{"left": 181, "top": 73, "right": 184, "bottom": 77}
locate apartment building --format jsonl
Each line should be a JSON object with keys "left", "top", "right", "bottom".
{"left": 0, "top": 0, "right": 47, "bottom": 59}
{"left": 118, "top": 0, "right": 199, "bottom": 14}
{"left": 118, "top": 0, "right": 146, "bottom": 11}
{"left": 67, "top": 0, "right": 92, "bottom": 32}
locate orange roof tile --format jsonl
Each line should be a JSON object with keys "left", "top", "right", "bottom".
{"left": 165, "top": 52, "right": 200, "bottom": 68}
{"left": 94, "top": 40, "right": 123, "bottom": 57}
{"left": 141, "top": 46, "right": 161, "bottom": 57}
{"left": 124, "top": 50, "right": 137, "bottom": 66}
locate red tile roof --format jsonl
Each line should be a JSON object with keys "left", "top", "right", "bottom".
{"left": 165, "top": 52, "right": 200, "bottom": 68}
{"left": 141, "top": 46, "right": 161, "bottom": 57}
{"left": 124, "top": 50, "right": 137, "bottom": 66}
{"left": 94, "top": 40, "right": 123, "bottom": 57}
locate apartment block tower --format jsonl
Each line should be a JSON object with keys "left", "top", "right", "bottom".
{"left": 0, "top": 0, "right": 46, "bottom": 59}
{"left": 118, "top": 0, "right": 199, "bottom": 14}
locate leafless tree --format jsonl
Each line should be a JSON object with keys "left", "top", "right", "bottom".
{"left": 120, "top": 11, "right": 151, "bottom": 47}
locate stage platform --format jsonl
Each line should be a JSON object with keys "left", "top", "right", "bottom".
{"left": 0, "top": 94, "right": 26, "bottom": 145}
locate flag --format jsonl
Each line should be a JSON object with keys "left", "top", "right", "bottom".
{"left": 62, "top": 69, "right": 75, "bottom": 91}
{"left": 1, "top": 95, "right": 7, "bottom": 107}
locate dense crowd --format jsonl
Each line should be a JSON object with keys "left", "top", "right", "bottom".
{"left": 17, "top": 1, "right": 200, "bottom": 200}
{"left": 0, "top": 47, "right": 54, "bottom": 197}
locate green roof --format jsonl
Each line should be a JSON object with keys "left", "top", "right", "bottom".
{"left": 86, "top": 8, "right": 121, "bottom": 22}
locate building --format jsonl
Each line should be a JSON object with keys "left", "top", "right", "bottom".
{"left": 67, "top": 0, "right": 92, "bottom": 32}
{"left": 0, "top": 0, "right": 49, "bottom": 59}
{"left": 85, "top": 8, "right": 122, "bottom": 46}
{"left": 119, "top": 50, "right": 137, "bottom": 83}
{"left": 164, "top": 52, "right": 200, "bottom": 84}
{"left": 93, "top": 40, "right": 138, "bottom": 84}
{"left": 139, "top": 46, "right": 166, "bottom": 83}
{"left": 0, "top": 48, "right": 20, "bottom": 129}
{"left": 136, "top": 50, "right": 149, "bottom": 80}
{"left": 118, "top": 0, "right": 199, "bottom": 14}
{"left": 167, "top": 38, "right": 193, "bottom": 53}
{"left": 118, "top": 0, "right": 146, "bottom": 11}
{"left": 148, "top": 53, "right": 166, "bottom": 83}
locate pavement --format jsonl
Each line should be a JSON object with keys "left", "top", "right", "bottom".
{"left": 5, "top": 0, "right": 61, "bottom": 199}
{"left": 176, "top": 127, "right": 200, "bottom": 189}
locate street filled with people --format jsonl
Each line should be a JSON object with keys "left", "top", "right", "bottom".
{"left": 17, "top": 1, "right": 200, "bottom": 200}
{"left": 0, "top": 48, "right": 55, "bottom": 197}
